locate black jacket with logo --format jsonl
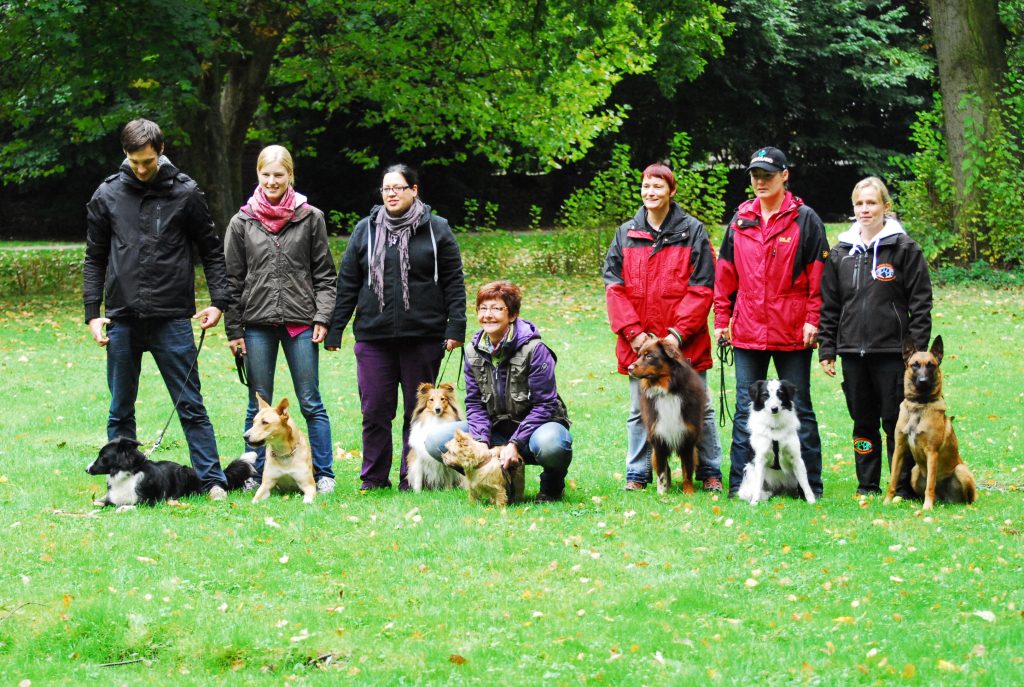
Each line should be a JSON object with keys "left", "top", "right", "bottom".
{"left": 83, "top": 157, "right": 230, "bottom": 322}
{"left": 818, "top": 221, "right": 932, "bottom": 359}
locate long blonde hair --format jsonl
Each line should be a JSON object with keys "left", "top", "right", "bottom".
{"left": 256, "top": 145, "right": 295, "bottom": 186}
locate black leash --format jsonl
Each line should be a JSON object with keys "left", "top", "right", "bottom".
{"left": 717, "top": 337, "right": 735, "bottom": 428}
{"left": 145, "top": 327, "right": 207, "bottom": 457}
{"left": 435, "top": 344, "right": 464, "bottom": 389}
{"left": 234, "top": 348, "right": 248, "bottom": 387}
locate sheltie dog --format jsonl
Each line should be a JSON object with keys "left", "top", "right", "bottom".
{"left": 441, "top": 429, "right": 524, "bottom": 506}
{"left": 87, "top": 436, "right": 255, "bottom": 508}
{"left": 407, "top": 382, "right": 468, "bottom": 491}
{"left": 627, "top": 339, "right": 705, "bottom": 494}
{"left": 738, "top": 379, "right": 816, "bottom": 505}
{"left": 245, "top": 393, "right": 317, "bottom": 504}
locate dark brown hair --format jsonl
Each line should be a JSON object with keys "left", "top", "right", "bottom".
{"left": 476, "top": 280, "right": 522, "bottom": 318}
{"left": 120, "top": 119, "right": 164, "bottom": 153}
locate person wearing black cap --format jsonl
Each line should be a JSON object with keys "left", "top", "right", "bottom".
{"left": 713, "top": 147, "right": 829, "bottom": 499}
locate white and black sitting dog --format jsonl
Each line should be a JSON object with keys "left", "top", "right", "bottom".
{"left": 87, "top": 437, "right": 255, "bottom": 508}
{"left": 737, "top": 380, "right": 816, "bottom": 505}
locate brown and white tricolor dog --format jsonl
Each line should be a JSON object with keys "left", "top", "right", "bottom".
{"left": 245, "top": 393, "right": 317, "bottom": 504}
{"left": 884, "top": 336, "right": 977, "bottom": 510}
{"left": 407, "top": 382, "right": 468, "bottom": 491}
{"left": 442, "top": 429, "right": 524, "bottom": 506}
{"left": 627, "top": 338, "right": 706, "bottom": 494}
{"left": 737, "top": 380, "right": 816, "bottom": 505}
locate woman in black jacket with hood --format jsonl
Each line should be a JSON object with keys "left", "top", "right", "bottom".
{"left": 326, "top": 164, "right": 466, "bottom": 490}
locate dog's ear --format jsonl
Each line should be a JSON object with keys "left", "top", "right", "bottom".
{"left": 780, "top": 380, "right": 798, "bottom": 401}
{"left": 902, "top": 336, "right": 918, "bottom": 364}
{"left": 115, "top": 436, "right": 142, "bottom": 451}
{"left": 276, "top": 397, "right": 290, "bottom": 417}
{"left": 417, "top": 382, "right": 434, "bottom": 394}
{"left": 256, "top": 392, "right": 270, "bottom": 409}
{"left": 930, "top": 335, "right": 944, "bottom": 365}
{"left": 439, "top": 383, "right": 455, "bottom": 393}
{"left": 748, "top": 380, "right": 764, "bottom": 401}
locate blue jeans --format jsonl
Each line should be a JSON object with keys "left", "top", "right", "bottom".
{"left": 424, "top": 420, "right": 573, "bottom": 495}
{"left": 626, "top": 372, "right": 722, "bottom": 484}
{"left": 243, "top": 326, "right": 333, "bottom": 480}
{"left": 728, "top": 348, "right": 822, "bottom": 497}
{"left": 106, "top": 318, "right": 226, "bottom": 491}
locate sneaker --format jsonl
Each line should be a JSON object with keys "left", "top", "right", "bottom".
{"left": 623, "top": 481, "right": 647, "bottom": 491}
{"left": 242, "top": 477, "right": 260, "bottom": 492}
{"left": 702, "top": 476, "right": 723, "bottom": 493}
{"left": 534, "top": 491, "right": 563, "bottom": 503}
{"left": 208, "top": 485, "right": 227, "bottom": 501}
{"left": 316, "top": 476, "right": 336, "bottom": 494}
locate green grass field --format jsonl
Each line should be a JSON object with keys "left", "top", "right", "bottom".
{"left": 1, "top": 265, "right": 1022, "bottom": 685}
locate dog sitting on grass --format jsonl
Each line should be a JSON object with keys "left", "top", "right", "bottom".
{"left": 407, "top": 382, "right": 468, "bottom": 492}
{"left": 245, "top": 393, "right": 318, "bottom": 504}
{"left": 441, "top": 429, "right": 524, "bottom": 506}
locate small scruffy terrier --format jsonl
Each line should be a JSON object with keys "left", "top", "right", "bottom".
{"left": 442, "top": 429, "right": 524, "bottom": 507}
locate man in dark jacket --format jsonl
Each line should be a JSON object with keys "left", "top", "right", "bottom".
{"left": 83, "top": 119, "right": 232, "bottom": 499}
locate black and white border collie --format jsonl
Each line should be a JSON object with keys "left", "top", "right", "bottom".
{"left": 737, "top": 379, "right": 816, "bottom": 505}
{"left": 87, "top": 437, "right": 255, "bottom": 508}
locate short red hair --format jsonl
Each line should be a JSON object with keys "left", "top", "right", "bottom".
{"left": 476, "top": 281, "right": 522, "bottom": 318}
{"left": 642, "top": 163, "right": 676, "bottom": 193}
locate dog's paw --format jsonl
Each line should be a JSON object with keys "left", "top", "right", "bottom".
{"left": 115, "top": 504, "right": 137, "bottom": 513}
{"left": 93, "top": 498, "right": 108, "bottom": 507}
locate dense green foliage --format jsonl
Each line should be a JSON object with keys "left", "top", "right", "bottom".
{"left": 0, "top": 269, "right": 1020, "bottom": 685}
{"left": 894, "top": 1, "right": 1024, "bottom": 267}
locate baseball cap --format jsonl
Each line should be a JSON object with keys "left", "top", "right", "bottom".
{"left": 746, "top": 147, "right": 789, "bottom": 173}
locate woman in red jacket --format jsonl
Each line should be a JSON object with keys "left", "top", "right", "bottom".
{"left": 604, "top": 163, "right": 724, "bottom": 492}
{"left": 714, "top": 147, "right": 829, "bottom": 499}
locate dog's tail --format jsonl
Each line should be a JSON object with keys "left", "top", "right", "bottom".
{"left": 224, "top": 452, "right": 258, "bottom": 491}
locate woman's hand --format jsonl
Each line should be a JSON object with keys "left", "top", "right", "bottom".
{"left": 803, "top": 323, "right": 819, "bottom": 348}
{"left": 499, "top": 443, "right": 522, "bottom": 470}
{"left": 229, "top": 338, "right": 246, "bottom": 355}
{"left": 630, "top": 332, "right": 650, "bottom": 353}
{"left": 312, "top": 324, "right": 327, "bottom": 344}
{"left": 445, "top": 339, "right": 463, "bottom": 351}
{"left": 820, "top": 359, "right": 836, "bottom": 377}
{"left": 713, "top": 327, "right": 731, "bottom": 345}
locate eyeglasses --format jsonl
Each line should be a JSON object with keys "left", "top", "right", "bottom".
{"left": 478, "top": 305, "right": 507, "bottom": 314}
{"left": 380, "top": 185, "right": 411, "bottom": 195}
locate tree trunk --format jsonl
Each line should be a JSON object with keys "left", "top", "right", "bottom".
{"left": 928, "top": 0, "right": 1007, "bottom": 255}
{"left": 177, "top": 19, "right": 293, "bottom": 233}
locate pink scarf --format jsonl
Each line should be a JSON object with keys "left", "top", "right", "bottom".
{"left": 243, "top": 186, "right": 307, "bottom": 234}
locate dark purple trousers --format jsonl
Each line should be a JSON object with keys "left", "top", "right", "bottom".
{"left": 354, "top": 337, "right": 445, "bottom": 489}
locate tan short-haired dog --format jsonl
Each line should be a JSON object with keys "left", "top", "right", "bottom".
{"left": 884, "top": 336, "right": 977, "bottom": 510}
{"left": 442, "top": 429, "right": 524, "bottom": 507}
{"left": 244, "top": 393, "right": 317, "bottom": 504}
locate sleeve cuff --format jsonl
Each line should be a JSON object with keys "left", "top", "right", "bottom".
{"left": 84, "top": 302, "right": 102, "bottom": 324}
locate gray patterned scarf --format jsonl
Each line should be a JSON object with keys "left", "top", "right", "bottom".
{"left": 370, "top": 197, "right": 425, "bottom": 312}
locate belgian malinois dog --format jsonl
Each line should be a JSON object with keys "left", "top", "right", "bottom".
{"left": 884, "top": 336, "right": 977, "bottom": 510}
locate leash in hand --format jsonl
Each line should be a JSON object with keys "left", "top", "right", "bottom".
{"left": 145, "top": 327, "right": 207, "bottom": 457}
{"left": 717, "top": 337, "right": 735, "bottom": 428}
{"left": 435, "top": 342, "right": 464, "bottom": 389}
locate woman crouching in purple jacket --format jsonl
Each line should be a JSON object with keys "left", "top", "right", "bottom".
{"left": 425, "top": 281, "right": 572, "bottom": 502}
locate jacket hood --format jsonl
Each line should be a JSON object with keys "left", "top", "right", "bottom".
{"left": 836, "top": 217, "right": 906, "bottom": 250}
{"left": 118, "top": 155, "right": 179, "bottom": 188}
{"left": 471, "top": 317, "right": 540, "bottom": 353}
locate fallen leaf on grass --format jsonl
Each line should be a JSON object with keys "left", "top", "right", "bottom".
{"left": 278, "top": 555, "right": 289, "bottom": 564}
{"left": 901, "top": 664, "right": 916, "bottom": 678}
{"left": 136, "top": 556, "right": 156, "bottom": 564}
{"left": 449, "top": 654, "right": 467, "bottom": 665}
{"left": 264, "top": 517, "right": 281, "bottom": 528}
{"left": 972, "top": 610, "right": 996, "bottom": 622}
{"left": 937, "top": 659, "right": 961, "bottom": 672}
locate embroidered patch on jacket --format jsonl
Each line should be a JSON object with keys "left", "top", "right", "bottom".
{"left": 853, "top": 438, "right": 874, "bottom": 454}
{"left": 873, "top": 263, "right": 896, "bottom": 281}
{"left": 822, "top": 249, "right": 830, "bottom": 260}
{"left": 778, "top": 236, "right": 793, "bottom": 243}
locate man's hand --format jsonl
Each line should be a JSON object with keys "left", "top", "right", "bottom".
{"left": 88, "top": 317, "right": 111, "bottom": 346}
{"left": 194, "top": 306, "right": 222, "bottom": 329}
{"left": 803, "top": 323, "right": 818, "bottom": 348}
{"left": 820, "top": 359, "right": 836, "bottom": 377}
{"left": 660, "top": 335, "right": 683, "bottom": 362}
{"left": 499, "top": 443, "right": 522, "bottom": 470}
{"left": 629, "top": 332, "right": 650, "bottom": 353}
{"left": 229, "top": 338, "right": 246, "bottom": 356}
{"left": 444, "top": 339, "right": 463, "bottom": 351}
{"left": 713, "top": 327, "right": 730, "bottom": 345}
